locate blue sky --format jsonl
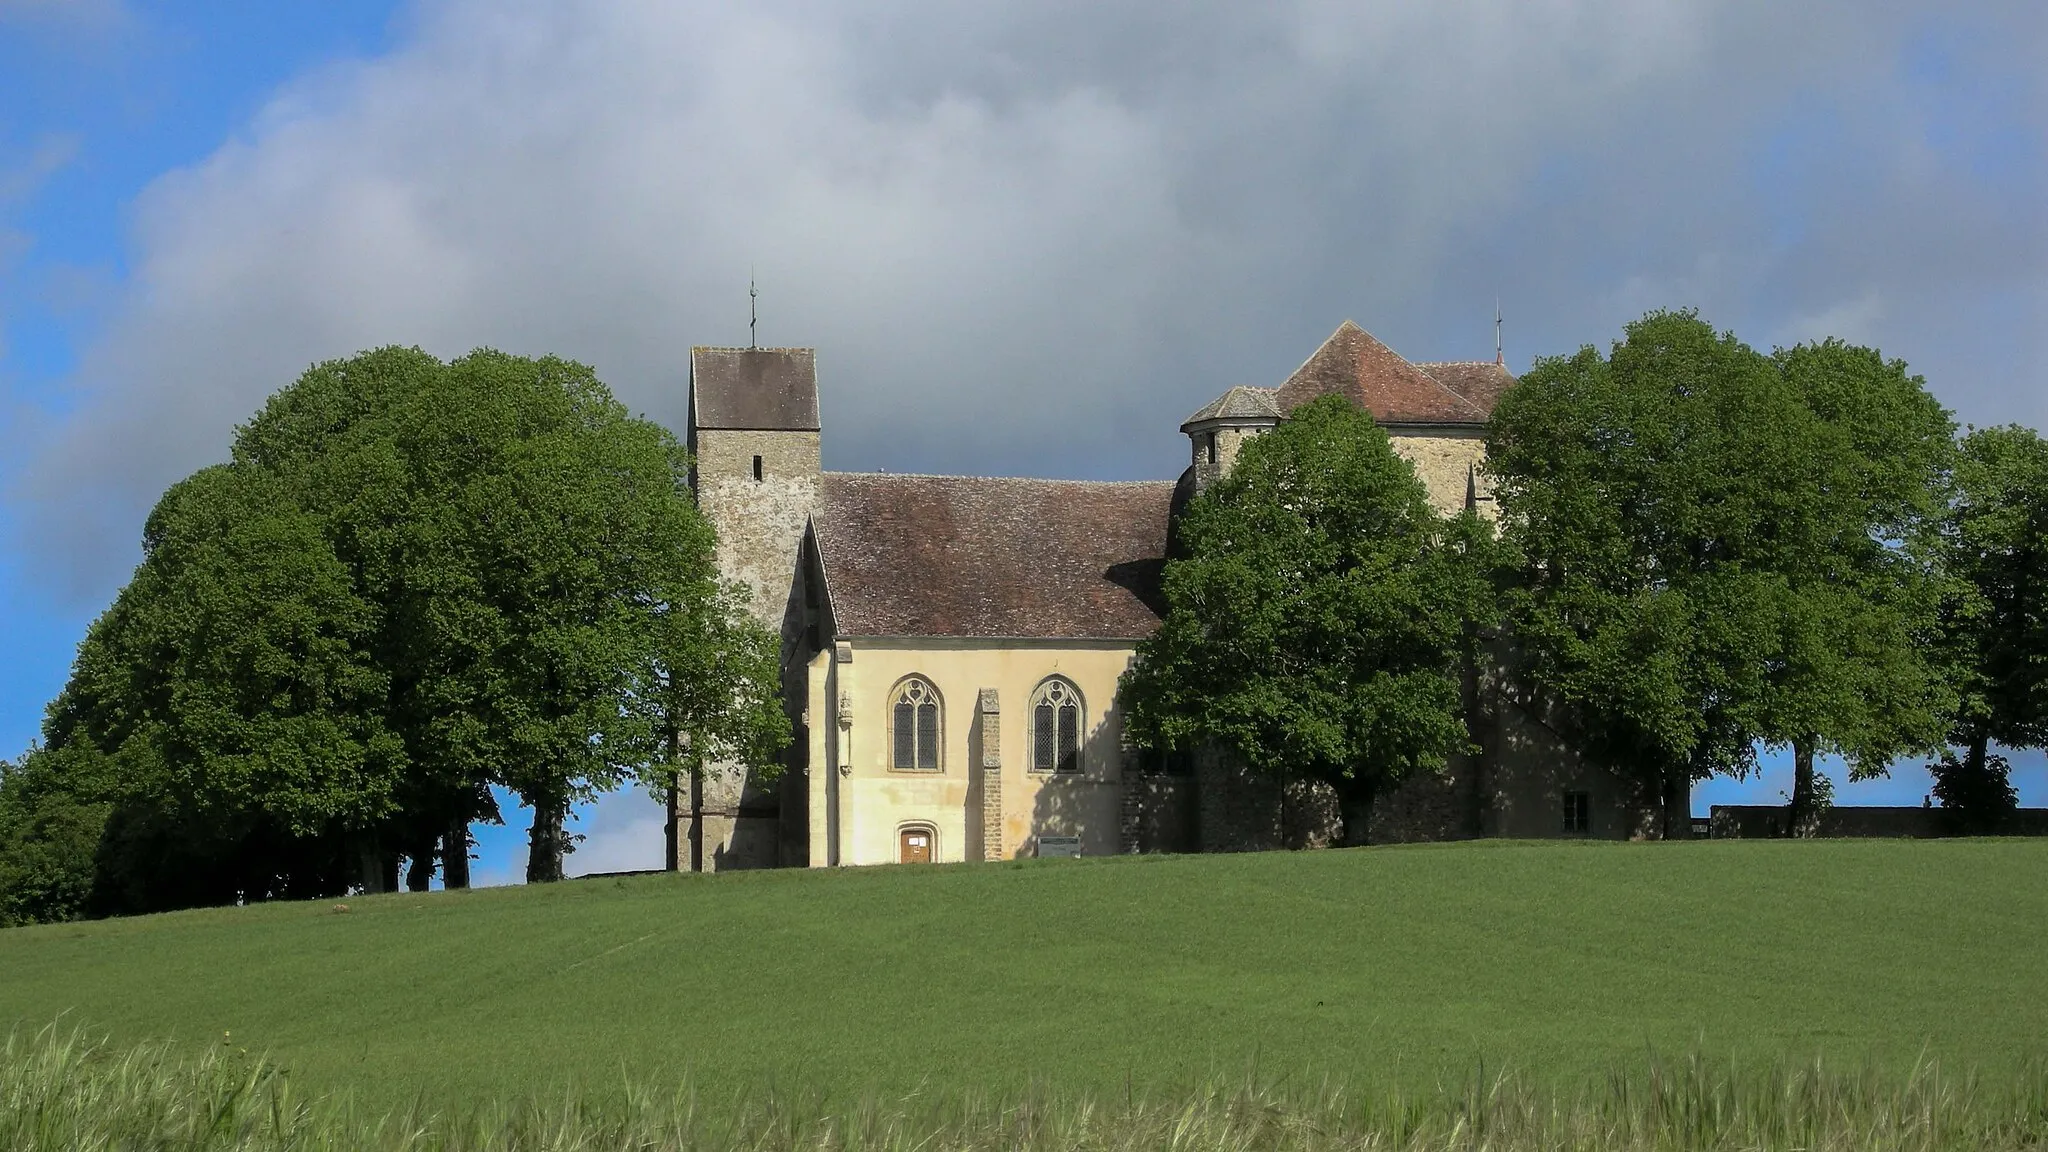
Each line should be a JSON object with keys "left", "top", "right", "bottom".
{"left": 3, "top": 1, "right": 2043, "bottom": 882}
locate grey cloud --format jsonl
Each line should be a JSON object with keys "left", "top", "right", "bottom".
{"left": 12, "top": 0, "right": 2047, "bottom": 603}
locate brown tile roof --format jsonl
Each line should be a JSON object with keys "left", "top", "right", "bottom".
{"left": 1182, "top": 385, "right": 1282, "bottom": 429}
{"left": 1415, "top": 361, "right": 1515, "bottom": 417}
{"left": 691, "top": 347, "right": 820, "bottom": 431}
{"left": 814, "top": 473, "right": 1174, "bottom": 639}
{"left": 1275, "top": 321, "right": 1488, "bottom": 424}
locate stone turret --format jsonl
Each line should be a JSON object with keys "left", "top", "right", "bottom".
{"left": 676, "top": 346, "right": 822, "bottom": 871}
{"left": 1180, "top": 385, "right": 1282, "bottom": 493}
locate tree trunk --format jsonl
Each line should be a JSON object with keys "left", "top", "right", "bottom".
{"left": 664, "top": 775, "right": 680, "bottom": 873}
{"left": 441, "top": 821, "right": 471, "bottom": 889}
{"left": 405, "top": 842, "right": 435, "bottom": 892}
{"left": 357, "top": 843, "right": 389, "bottom": 894}
{"left": 1660, "top": 769, "right": 1690, "bottom": 840}
{"left": 1459, "top": 621, "right": 1488, "bottom": 838}
{"left": 1785, "top": 739, "right": 1817, "bottom": 838}
{"left": 526, "top": 794, "right": 567, "bottom": 883}
{"left": 379, "top": 851, "right": 400, "bottom": 894}
{"left": 1335, "top": 777, "right": 1376, "bottom": 847}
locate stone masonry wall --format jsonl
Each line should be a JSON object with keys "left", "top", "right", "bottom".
{"left": 695, "top": 430, "right": 821, "bottom": 629}
{"left": 686, "top": 428, "right": 820, "bottom": 871}
{"left": 979, "top": 688, "right": 1003, "bottom": 860}
{"left": 1191, "top": 425, "right": 1274, "bottom": 492}
{"left": 1189, "top": 424, "right": 1490, "bottom": 520}
{"left": 1387, "top": 431, "right": 1490, "bottom": 518}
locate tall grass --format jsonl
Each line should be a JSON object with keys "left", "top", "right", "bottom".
{"left": 5, "top": 1025, "right": 2045, "bottom": 1151}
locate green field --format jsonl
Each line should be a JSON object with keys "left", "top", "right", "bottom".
{"left": 2, "top": 839, "right": 2044, "bottom": 1114}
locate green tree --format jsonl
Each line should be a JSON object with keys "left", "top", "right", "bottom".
{"left": 1765, "top": 340, "right": 1956, "bottom": 835}
{"left": 639, "top": 577, "right": 790, "bottom": 864}
{"left": 26, "top": 346, "right": 787, "bottom": 912}
{"left": 232, "top": 347, "right": 789, "bottom": 883}
{"left": 43, "top": 460, "right": 407, "bottom": 908}
{"left": 1121, "top": 394, "right": 1492, "bottom": 846}
{"left": 1488, "top": 311, "right": 1837, "bottom": 835}
{"left": 0, "top": 746, "right": 116, "bottom": 926}
{"left": 1935, "top": 424, "right": 2048, "bottom": 830}
{"left": 392, "top": 351, "right": 787, "bottom": 881}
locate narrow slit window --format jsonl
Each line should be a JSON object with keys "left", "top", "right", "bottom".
{"left": 1205, "top": 432, "right": 1218, "bottom": 465}
{"left": 752, "top": 455, "right": 764, "bottom": 481}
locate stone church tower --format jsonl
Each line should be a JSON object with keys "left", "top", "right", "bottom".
{"left": 672, "top": 346, "right": 821, "bottom": 870}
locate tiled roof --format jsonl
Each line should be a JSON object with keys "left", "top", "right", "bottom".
{"left": 1415, "top": 361, "right": 1515, "bottom": 417}
{"left": 815, "top": 473, "right": 1174, "bottom": 639}
{"left": 1275, "top": 321, "right": 1488, "bottom": 424}
{"left": 691, "top": 347, "right": 820, "bottom": 431}
{"left": 1182, "top": 385, "right": 1282, "bottom": 428}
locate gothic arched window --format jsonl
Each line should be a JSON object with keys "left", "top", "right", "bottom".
{"left": 891, "top": 677, "right": 942, "bottom": 771}
{"left": 1031, "top": 677, "right": 1084, "bottom": 773}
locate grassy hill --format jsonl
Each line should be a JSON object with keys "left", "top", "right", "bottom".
{"left": 2, "top": 839, "right": 2044, "bottom": 1113}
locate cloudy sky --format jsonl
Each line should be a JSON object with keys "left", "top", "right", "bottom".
{"left": 3, "top": 0, "right": 2044, "bottom": 881}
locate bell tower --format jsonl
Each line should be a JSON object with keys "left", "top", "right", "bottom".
{"left": 677, "top": 345, "right": 821, "bottom": 870}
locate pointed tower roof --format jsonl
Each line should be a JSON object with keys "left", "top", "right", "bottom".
{"left": 1274, "top": 321, "right": 1488, "bottom": 424}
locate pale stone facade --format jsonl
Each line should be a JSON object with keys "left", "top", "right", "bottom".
{"left": 804, "top": 639, "right": 1140, "bottom": 866}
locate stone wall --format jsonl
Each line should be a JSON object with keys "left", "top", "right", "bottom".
{"left": 1367, "top": 756, "right": 1478, "bottom": 843}
{"left": 1123, "top": 775, "right": 1197, "bottom": 853}
{"left": 682, "top": 427, "right": 821, "bottom": 871}
{"left": 1189, "top": 422, "right": 1490, "bottom": 519}
{"left": 694, "top": 429, "right": 822, "bottom": 630}
{"left": 1385, "top": 429, "right": 1490, "bottom": 517}
{"left": 1710, "top": 804, "right": 2048, "bottom": 839}
{"left": 979, "top": 688, "right": 1004, "bottom": 860}
{"left": 1190, "top": 424, "right": 1275, "bottom": 493}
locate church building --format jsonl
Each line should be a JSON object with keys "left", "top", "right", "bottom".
{"left": 669, "top": 321, "right": 1637, "bottom": 871}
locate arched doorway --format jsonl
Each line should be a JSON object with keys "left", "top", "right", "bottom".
{"left": 899, "top": 826, "right": 934, "bottom": 864}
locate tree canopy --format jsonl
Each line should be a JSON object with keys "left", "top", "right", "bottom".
{"left": 1486, "top": 312, "right": 1955, "bottom": 835}
{"left": 12, "top": 346, "right": 786, "bottom": 916}
{"left": 1934, "top": 424, "right": 2048, "bottom": 828}
{"left": 1120, "top": 394, "right": 1493, "bottom": 845}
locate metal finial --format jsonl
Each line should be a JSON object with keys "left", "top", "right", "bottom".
{"left": 749, "top": 275, "right": 759, "bottom": 349}
{"left": 1494, "top": 299, "right": 1503, "bottom": 367}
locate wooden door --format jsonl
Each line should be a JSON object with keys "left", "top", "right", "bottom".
{"left": 899, "top": 828, "right": 933, "bottom": 864}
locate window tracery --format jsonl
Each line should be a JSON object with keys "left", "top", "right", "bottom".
{"left": 891, "top": 677, "right": 942, "bottom": 771}
{"left": 1031, "top": 677, "right": 1083, "bottom": 773}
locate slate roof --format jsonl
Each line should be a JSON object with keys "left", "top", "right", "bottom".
{"left": 814, "top": 473, "right": 1174, "bottom": 639}
{"left": 690, "top": 347, "right": 820, "bottom": 431}
{"left": 1181, "top": 385, "right": 1282, "bottom": 429}
{"left": 1274, "top": 321, "right": 1490, "bottom": 424}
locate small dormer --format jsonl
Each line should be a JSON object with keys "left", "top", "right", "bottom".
{"left": 1180, "top": 385, "right": 1281, "bottom": 492}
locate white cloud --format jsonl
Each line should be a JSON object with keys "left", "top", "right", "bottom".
{"left": 564, "top": 789, "right": 668, "bottom": 877}
{"left": 10, "top": 0, "right": 2048, "bottom": 600}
